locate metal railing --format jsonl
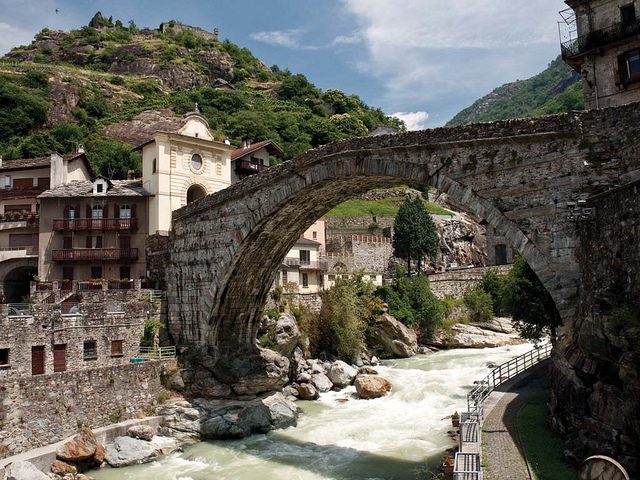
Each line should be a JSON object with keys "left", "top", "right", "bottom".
{"left": 561, "top": 18, "right": 640, "bottom": 59}
{"left": 138, "top": 346, "right": 176, "bottom": 360}
{"left": 454, "top": 452, "right": 482, "bottom": 480}
{"left": 466, "top": 343, "right": 551, "bottom": 415}
{"left": 52, "top": 248, "right": 138, "bottom": 262}
{"left": 234, "top": 159, "right": 267, "bottom": 175}
{"left": 52, "top": 218, "right": 138, "bottom": 231}
{"left": 284, "top": 258, "right": 328, "bottom": 270}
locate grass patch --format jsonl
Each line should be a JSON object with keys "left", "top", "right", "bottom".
{"left": 326, "top": 197, "right": 453, "bottom": 218}
{"left": 517, "top": 393, "right": 576, "bottom": 480}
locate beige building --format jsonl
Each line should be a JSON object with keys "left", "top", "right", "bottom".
{"left": 562, "top": 0, "right": 640, "bottom": 108}
{"left": 277, "top": 220, "right": 327, "bottom": 294}
{"left": 37, "top": 177, "right": 151, "bottom": 283}
{"left": 231, "top": 140, "right": 284, "bottom": 184}
{"left": 0, "top": 152, "right": 93, "bottom": 301}
{"left": 137, "top": 111, "right": 235, "bottom": 234}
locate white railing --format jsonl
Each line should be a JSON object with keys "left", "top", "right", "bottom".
{"left": 138, "top": 346, "right": 176, "bottom": 360}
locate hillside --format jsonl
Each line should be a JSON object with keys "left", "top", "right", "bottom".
{"left": 0, "top": 12, "right": 402, "bottom": 178}
{"left": 447, "top": 56, "right": 583, "bottom": 126}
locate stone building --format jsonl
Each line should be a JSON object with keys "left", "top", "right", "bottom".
{"left": 0, "top": 152, "right": 93, "bottom": 301}
{"left": 323, "top": 234, "right": 393, "bottom": 287}
{"left": 561, "top": 0, "right": 640, "bottom": 109}
{"left": 276, "top": 220, "right": 327, "bottom": 294}
{"left": 37, "top": 177, "right": 152, "bottom": 283}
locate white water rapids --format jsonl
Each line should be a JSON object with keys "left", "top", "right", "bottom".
{"left": 90, "top": 343, "right": 532, "bottom": 480}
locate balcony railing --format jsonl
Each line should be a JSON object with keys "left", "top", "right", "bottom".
{"left": 235, "top": 159, "right": 267, "bottom": 175}
{"left": 52, "top": 248, "right": 138, "bottom": 262}
{"left": 284, "top": 258, "right": 328, "bottom": 270}
{"left": 561, "top": 18, "right": 640, "bottom": 59}
{"left": 53, "top": 218, "right": 138, "bottom": 231}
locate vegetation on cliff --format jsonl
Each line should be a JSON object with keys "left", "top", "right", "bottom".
{"left": 0, "top": 13, "right": 401, "bottom": 176}
{"left": 447, "top": 56, "right": 583, "bottom": 126}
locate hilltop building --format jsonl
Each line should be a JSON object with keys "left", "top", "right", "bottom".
{"left": 561, "top": 0, "right": 640, "bottom": 108}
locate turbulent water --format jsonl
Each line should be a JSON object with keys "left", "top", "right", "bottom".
{"left": 90, "top": 344, "right": 532, "bottom": 480}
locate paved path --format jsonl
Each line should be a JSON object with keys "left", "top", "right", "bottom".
{"left": 482, "top": 361, "right": 550, "bottom": 480}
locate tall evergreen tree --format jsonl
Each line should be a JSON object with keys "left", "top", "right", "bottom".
{"left": 393, "top": 197, "right": 440, "bottom": 273}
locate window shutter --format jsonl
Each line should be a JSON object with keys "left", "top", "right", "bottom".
{"left": 85, "top": 205, "right": 91, "bottom": 218}
{"left": 131, "top": 204, "right": 137, "bottom": 218}
{"left": 96, "top": 236, "right": 102, "bottom": 248}
{"left": 63, "top": 205, "right": 70, "bottom": 219}
{"left": 103, "top": 204, "right": 109, "bottom": 218}
{"left": 75, "top": 204, "right": 80, "bottom": 218}
{"left": 86, "top": 236, "right": 92, "bottom": 248}
{"left": 114, "top": 204, "right": 120, "bottom": 218}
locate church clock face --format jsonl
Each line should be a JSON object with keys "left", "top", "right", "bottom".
{"left": 191, "top": 153, "right": 203, "bottom": 172}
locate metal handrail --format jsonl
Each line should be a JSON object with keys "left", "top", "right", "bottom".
{"left": 138, "top": 346, "right": 176, "bottom": 360}
{"left": 561, "top": 18, "right": 640, "bottom": 59}
{"left": 467, "top": 343, "right": 552, "bottom": 416}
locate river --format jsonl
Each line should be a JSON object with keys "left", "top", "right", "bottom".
{"left": 89, "top": 343, "right": 532, "bottom": 480}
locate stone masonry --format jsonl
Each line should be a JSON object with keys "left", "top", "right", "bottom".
{"left": 166, "top": 103, "right": 640, "bottom": 396}
{"left": 427, "top": 265, "right": 511, "bottom": 299}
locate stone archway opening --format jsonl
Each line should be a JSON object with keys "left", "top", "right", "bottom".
{"left": 186, "top": 184, "right": 207, "bottom": 204}
{"left": 3, "top": 266, "right": 37, "bottom": 303}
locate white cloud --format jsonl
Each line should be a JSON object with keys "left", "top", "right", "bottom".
{"left": 250, "top": 29, "right": 305, "bottom": 49}
{"left": 332, "top": 33, "right": 362, "bottom": 46}
{"left": 341, "top": 0, "right": 568, "bottom": 125}
{"left": 392, "top": 111, "right": 430, "bottom": 131}
{"left": 0, "top": 22, "right": 35, "bottom": 55}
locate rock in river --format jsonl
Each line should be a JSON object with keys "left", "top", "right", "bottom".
{"left": 327, "top": 360, "right": 358, "bottom": 388}
{"left": 105, "top": 436, "right": 159, "bottom": 468}
{"left": 355, "top": 376, "right": 392, "bottom": 399}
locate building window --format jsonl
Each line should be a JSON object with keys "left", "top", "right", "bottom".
{"left": 191, "top": 153, "right": 203, "bottom": 171}
{"left": 312, "top": 231, "right": 317, "bottom": 240}
{"left": 111, "top": 340, "right": 124, "bottom": 357}
{"left": 0, "top": 348, "right": 9, "bottom": 367}
{"left": 87, "top": 236, "right": 102, "bottom": 249}
{"left": 5, "top": 204, "right": 31, "bottom": 214}
{"left": 64, "top": 205, "right": 75, "bottom": 219}
{"left": 120, "top": 204, "right": 131, "bottom": 219}
{"left": 300, "top": 250, "right": 310, "bottom": 265}
{"left": 4, "top": 176, "right": 10, "bottom": 188}
{"left": 119, "top": 266, "right": 131, "bottom": 280}
{"left": 621, "top": 4, "right": 636, "bottom": 25}
{"left": 328, "top": 274, "right": 336, "bottom": 281}
{"left": 495, "top": 244, "right": 508, "bottom": 266}
{"left": 302, "top": 273, "right": 309, "bottom": 288}
{"left": 152, "top": 158, "right": 157, "bottom": 174}
{"left": 92, "top": 205, "right": 103, "bottom": 219}
{"left": 282, "top": 270, "right": 288, "bottom": 284}
{"left": 96, "top": 183, "right": 104, "bottom": 193}
{"left": 370, "top": 275, "right": 377, "bottom": 282}
{"left": 91, "top": 266, "right": 102, "bottom": 279}
{"left": 618, "top": 49, "right": 640, "bottom": 84}
{"left": 83, "top": 340, "right": 97, "bottom": 361}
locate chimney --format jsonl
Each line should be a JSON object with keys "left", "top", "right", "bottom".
{"left": 242, "top": 139, "right": 250, "bottom": 149}
{"left": 76, "top": 143, "right": 85, "bottom": 154}
{"left": 127, "top": 169, "right": 135, "bottom": 180}
{"left": 0, "top": 156, "right": 3, "bottom": 168}
{"left": 50, "top": 152, "right": 65, "bottom": 188}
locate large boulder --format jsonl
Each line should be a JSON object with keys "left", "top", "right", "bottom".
{"left": 5, "top": 461, "right": 50, "bottom": 480}
{"left": 372, "top": 313, "right": 418, "bottom": 358}
{"left": 327, "top": 361, "right": 358, "bottom": 388}
{"left": 104, "top": 436, "right": 159, "bottom": 468}
{"left": 310, "top": 373, "right": 333, "bottom": 393}
{"left": 354, "top": 376, "right": 392, "bottom": 399}
{"left": 56, "top": 426, "right": 98, "bottom": 462}
{"left": 297, "top": 383, "right": 319, "bottom": 400}
{"left": 273, "top": 311, "right": 301, "bottom": 357}
{"left": 430, "top": 322, "right": 524, "bottom": 349}
{"left": 149, "top": 436, "right": 181, "bottom": 456}
{"left": 157, "top": 400, "right": 202, "bottom": 444}
{"left": 50, "top": 460, "right": 77, "bottom": 476}
{"left": 213, "top": 348, "right": 290, "bottom": 397}
{"left": 127, "top": 425, "right": 155, "bottom": 441}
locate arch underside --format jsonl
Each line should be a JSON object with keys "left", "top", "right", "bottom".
{"left": 168, "top": 105, "right": 640, "bottom": 354}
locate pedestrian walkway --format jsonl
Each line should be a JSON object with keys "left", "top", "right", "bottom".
{"left": 482, "top": 361, "right": 550, "bottom": 480}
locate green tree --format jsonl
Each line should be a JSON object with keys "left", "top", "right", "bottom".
{"left": 84, "top": 137, "right": 141, "bottom": 179}
{"left": 501, "top": 256, "right": 562, "bottom": 344}
{"left": 393, "top": 197, "right": 439, "bottom": 273}
{"left": 480, "top": 268, "right": 507, "bottom": 317}
{"left": 463, "top": 286, "right": 494, "bottom": 323}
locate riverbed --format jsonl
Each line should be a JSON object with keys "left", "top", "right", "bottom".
{"left": 89, "top": 343, "right": 532, "bottom": 480}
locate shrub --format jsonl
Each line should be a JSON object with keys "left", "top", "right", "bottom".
{"left": 463, "top": 286, "right": 494, "bottom": 323}
{"left": 480, "top": 269, "right": 507, "bottom": 316}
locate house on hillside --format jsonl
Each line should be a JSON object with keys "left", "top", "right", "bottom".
{"left": 276, "top": 220, "right": 327, "bottom": 294}
{"left": 231, "top": 139, "right": 284, "bottom": 183}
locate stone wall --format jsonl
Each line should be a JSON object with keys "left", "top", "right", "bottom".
{"left": 0, "top": 361, "right": 169, "bottom": 459}
{"left": 550, "top": 179, "right": 640, "bottom": 475}
{"left": 145, "top": 233, "right": 171, "bottom": 289}
{"left": 325, "top": 235, "right": 393, "bottom": 275}
{"left": 427, "top": 265, "right": 511, "bottom": 299}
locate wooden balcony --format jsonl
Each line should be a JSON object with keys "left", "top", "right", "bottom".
{"left": 235, "top": 159, "right": 267, "bottom": 176}
{"left": 53, "top": 218, "right": 138, "bottom": 232}
{"left": 52, "top": 248, "right": 138, "bottom": 262}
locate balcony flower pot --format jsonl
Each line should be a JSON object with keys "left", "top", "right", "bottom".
{"left": 442, "top": 454, "right": 455, "bottom": 477}
{"left": 451, "top": 411, "right": 460, "bottom": 428}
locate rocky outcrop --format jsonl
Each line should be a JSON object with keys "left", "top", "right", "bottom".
{"left": 158, "top": 392, "right": 298, "bottom": 441}
{"left": 371, "top": 313, "right": 418, "bottom": 358}
{"left": 430, "top": 320, "right": 524, "bottom": 349}
{"left": 326, "top": 361, "right": 358, "bottom": 388}
{"left": 55, "top": 426, "right": 99, "bottom": 463}
{"left": 354, "top": 376, "right": 392, "bottom": 399}
{"left": 105, "top": 436, "right": 159, "bottom": 468}
{"left": 5, "top": 461, "right": 50, "bottom": 480}
{"left": 50, "top": 460, "right": 77, "bottom": 476}
{"left": 257, "top": 311, "right": 301, "bottom": 358}
{"left": 103, "top": 109, "right": 186, "bottom": 146}
{"left": 310, "top": 373, "right": 333, "bottom": 393}
{"left": 127, "top": 425, "right": 155, "bottom": 441}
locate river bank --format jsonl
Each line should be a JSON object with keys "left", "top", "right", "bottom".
{"left": 83, "top": 344, "right": 533, "bottom": 480}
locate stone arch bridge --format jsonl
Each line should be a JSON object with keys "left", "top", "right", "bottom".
{"left": 166, "top": 103, "right": 640, "bottom": 395}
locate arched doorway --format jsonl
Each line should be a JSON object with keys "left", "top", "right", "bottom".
{"left": 3, "top": 266, "right": 37, "bottom": 303}
{"left": 186, "top": 184, "right": 207, "bottom": 204}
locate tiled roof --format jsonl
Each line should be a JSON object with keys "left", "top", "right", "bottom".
{"left": 231, "top": 140, "right": 284, "bottom": 161}
{"left": 0, "top": 153, "right": 85, "bottom": 172}
{"left": 38, "top": 179, "right": 152, "bottom": 198}
{"left": 296, "top": 237, "right": 322, "bottom": 246}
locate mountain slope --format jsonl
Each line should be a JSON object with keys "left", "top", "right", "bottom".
{"left": 0, "top": 12, "right": 402, "bottom": 178}
{"left": 447, "top": 56, "right": 583, "bottom": 126}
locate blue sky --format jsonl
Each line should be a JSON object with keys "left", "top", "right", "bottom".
{"left": 0, "top": 0, "right": 568, "bottom": 128}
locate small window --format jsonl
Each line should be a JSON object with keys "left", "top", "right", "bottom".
{"left": 0, "top": 348, "right": 9, "bottom": 366}
{"left": 312, "top": 231, "right": 317, "bottom": 240}
{"left": 152, "top": 158, "right": 157, "bottom": 174}
{"left": 300, "top": 250, "right": 310, "bottom": 264}
{"left": 191, "top": 153, "right": 203, "bottom": 170}
{"left": 328, "top": 274, "right": 336, "bottom": 281}
{"left": 621, "top": 4, "right": 636, "bottom": 25}
{"left": 302, "top": 273, "right": 309, "bottom": 288}
{"left": 282, "top": 270, "right": 288, "bottom": 284}
{"left": 4, "top": 176, "right": 10, "bottom": 188}
{"left": 111, "top": 340, "right": 123, "bottom": 357}
{"left": 83, "top": 340, "right": 97, "bottom": 361}
{"left": 370, "top": 275, "right": 377, "bottom": 281}
{"left": 92, "top": 205, "right": 103, "bottom": 219}
{"left": 120, "top": 204, "right": 131, "bottom": 219}
{"left": 119, "top": 266, "right": 131, "bottom": 280}
{"left": 96, "top": 183, "right": 104, "bottom": 193}
{"left": 91, "top": 266, "right": 102, "bottom": 279}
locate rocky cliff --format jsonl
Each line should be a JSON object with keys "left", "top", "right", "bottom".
{"left": 550, "top": 180, "right": 640, "bottom": 475}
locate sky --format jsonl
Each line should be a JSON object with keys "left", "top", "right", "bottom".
{"left": 0, "top": 0, "right": 569, "bottom": 129}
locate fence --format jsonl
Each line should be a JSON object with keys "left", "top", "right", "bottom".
{"left": 452, "top": 343, "right": 552, "bottom": 480}
{"left": 138, "top": 346, "right": 176, "bottom": 360}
